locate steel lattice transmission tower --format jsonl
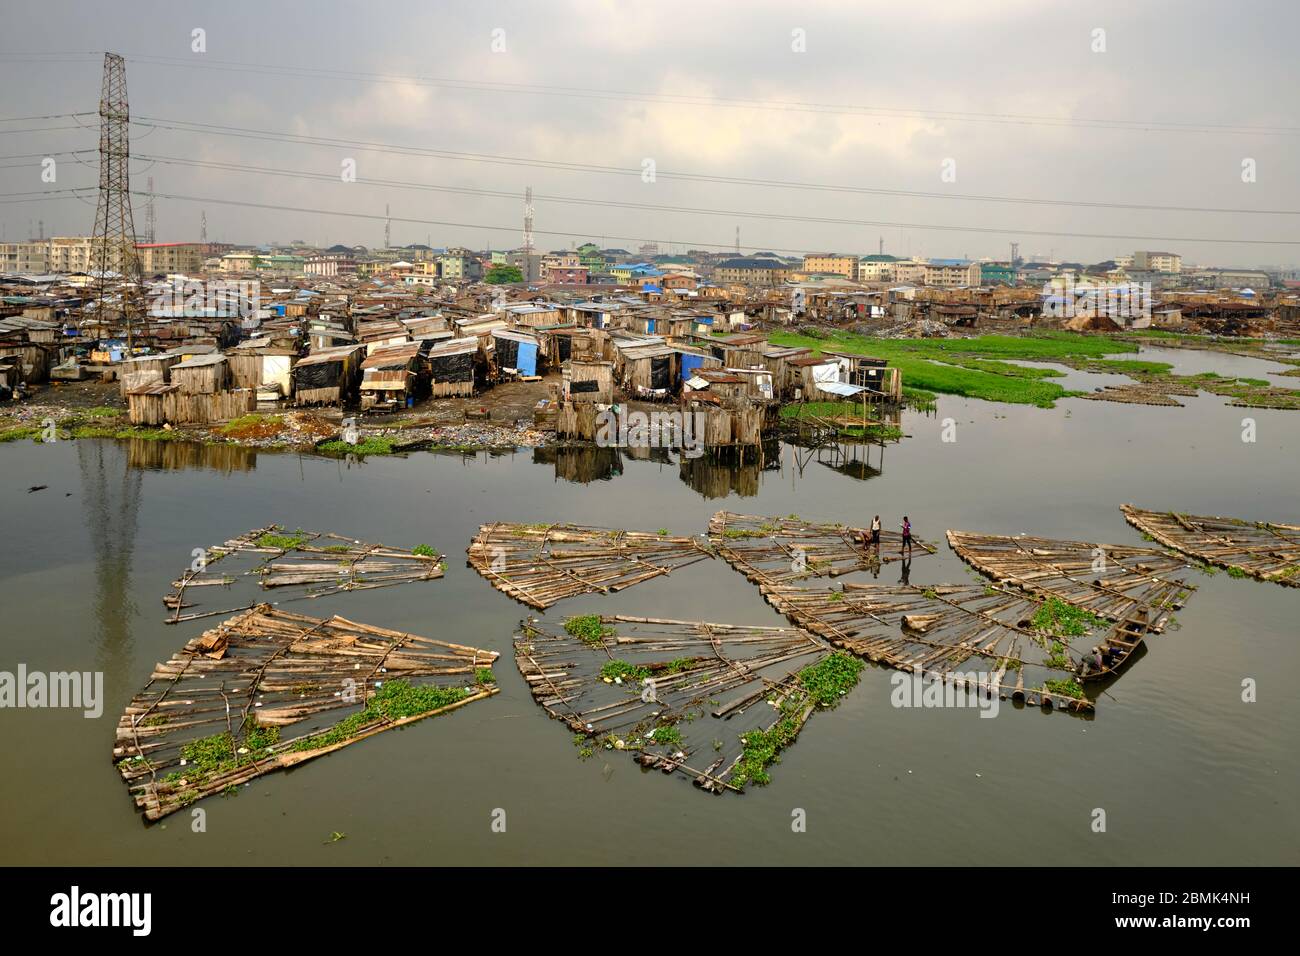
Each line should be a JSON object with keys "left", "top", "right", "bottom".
{"left": 90, "top": 52, "right": 143, "bottom": 341}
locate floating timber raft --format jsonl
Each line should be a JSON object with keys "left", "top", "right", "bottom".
{"left": 515, "top": 614, "right": 861, "bottom": 792}
{"left": 114, "top": 605, "right": 498, "bottom": 820}
{"left": 760, "top": 583, "right": 1100, "bottom": 711}
{"left": 946, "top": 530, "right": 1196, "bottom": 631}
{"left": 163, "top": 526, "right": 445, "bottom": 623}
{"left": 1075, "top": 382, "right": 1196, "bottom": 407}
{"left": 708, "top": 511, "right": 935, "bottom": 586}
{"left": 467, "top": 523, "right": 713, "bottom": 609}
{"left": 1122, "top": 505, "right": 1300, "bottom": 587}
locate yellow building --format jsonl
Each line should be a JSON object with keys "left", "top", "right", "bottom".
{"left": 801, "top": 253, "right": 857, "bottom": 279}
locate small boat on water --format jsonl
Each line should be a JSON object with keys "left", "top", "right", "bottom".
{"left": 1080, "top": 608, "right": 1150, "bottom": 681}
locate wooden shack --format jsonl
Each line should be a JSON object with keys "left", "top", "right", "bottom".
{"left": 424, "top": 338, "right": 478, "bottom": 397}
{"left": 170, "top": 353, "right": 230, "bottom": 395}
{"left": 118, "top": 351, "right": 181, "bottom": 395}
{"left": 491, "top": 328, "right": 542, "bottom": 379}
{"left": 562, "top": 359, "right": 615, "bottom": 403}
{"left": 360, "top": 342, "right": 423, "bottom": 411}
{"left": 617, "top": 342, "right": 678, "bottom": 398}
{"left": 127, "top": 382, "right": 256, "bottom": 425}
{"left": 291, "top": 344, "right": 364, "bottom": 406}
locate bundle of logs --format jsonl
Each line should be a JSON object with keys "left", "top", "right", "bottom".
{"left": 1123, "top": 505, "right": 1300, "bottom": 587}
{"left": 514, "top": 614, "right": 853, "bottom": 792}
{"left": 466, "top": 522, "right": 713, "bottom": 609}
{"left": 114, "top": 605, "right": 498, "bottom": 820}
{"left": 163, "top": 526, "right": 445, "bottom": 623}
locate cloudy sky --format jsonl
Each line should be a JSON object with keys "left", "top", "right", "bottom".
{"left": 2, "top": 0, "right": 1297, "bottom": 267}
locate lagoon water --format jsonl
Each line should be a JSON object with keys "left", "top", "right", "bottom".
{"left": 1, "top": 347, "right": 1296, "bottom": 865}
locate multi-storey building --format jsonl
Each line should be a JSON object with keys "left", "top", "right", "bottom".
{"left": 924, "top": 259, "right": 982, "bottom": 287}
{"left": 1133, "top": 251, "right": 1182, "bottom": 273}
{"left": 714, "top": 257, "right": 791, "bottom": 286}
{"left": 857, "top": 254, "right": 900, "bottom": 282}
{"left": 48, "top": 236, "right": 95, "bottom": 273}
{"left": 801, "top": 253, "right": 858, "bottom": 279}
{"left": 0, "top": 241, "right": 51, "bottom": 274}
{"left": 136, "top": 242, "right": 206, "bottom": 275}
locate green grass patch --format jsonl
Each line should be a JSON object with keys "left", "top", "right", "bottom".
{"left": 411, "top": 544, "right": 437, "bottom": 557}
{"left": 769, "top": 330, "right": 1135, "bottom": 408}
{"left": 0, "top": 425, "right": 40, "bottom": 443}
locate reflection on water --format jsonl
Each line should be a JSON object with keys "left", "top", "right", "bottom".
{"left": 126, "top": 437, "right": 259, "bottom": 473}
{"left": 677, "top": 441, "right": 780, "bottom": 498}
{"left": 76, "top": 441, "right": 141, "bottom": 688}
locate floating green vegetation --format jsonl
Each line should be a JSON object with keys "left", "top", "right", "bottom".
{"left": 922, "top": 587, "right": 940, "bottom": 599}
{"left": 257, "top": 531, "right": 309, "bottom": 551}
{"left": 649, "top": 722, "right": 682, "bottom": 748}
{"left": 665, "top": 658, "right": 694, "bottom": 673}
{"left": 411, "top": 544, "right": 438, "bottom": 557}
{"left": 1032, "top": 596, "right": 1102, "bottom": 637}
{"left": 317, "top": 436, "right": 398, "bottom": 456}
{"left": 600, "top": 659, "right": 650, "bottom": 682}
{"left": 563, "top": 614, "right": 616, "bottom": 644}
{"left": 322, "top": 544, "right": 351, "bottom": 553}
{"left": 729, "top": 652, "right": 862, "bottom": 789}
{"left": 475, "top": 667, "right": 496, "bottom": 685}
{"left": 290, "top": 679, "right": 468, "bottom": 752}
{"left": 1046, "top": 641, "right": 1071, "bottom": 670}
{"left": 731, "top": 718, "right": 799, "bottom": 788}
{"left": 798, "top": 652, "right": 864, "bottom": 707}
{"left": 1227, "top": 566, "right": 1248, "bottom": 579}
{"left": 656, "top": 528, "right": 670, "bottom": 536}
{"left": 721, "top": 527, "right": 767, "bottom": 539}
{"left": 172, "top": 719, "right": 282, "bottom": 782}
{"left": 1044, "top": 678, "right": 1086, "bottom": 700}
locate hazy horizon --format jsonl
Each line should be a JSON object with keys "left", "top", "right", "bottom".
{"left": 2, "top": 0, "right": 1298, "bottom": 269}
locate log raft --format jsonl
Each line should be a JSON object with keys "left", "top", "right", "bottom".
{"left": 1122, "top": 504, "right": 1300, "bottom": 587}
{"left": 946, "top": 529, "right": 1197, "bottom": 631}
{"left": 162, "top": 526, "right": 445, "bottom": 622}
{"left": 758, "top": 582, "right": 1099, "bottom": 712}
{"left": 514, "top": 615, "right": 854, "bottom": 792}
{"left": 708, "top": 510, "right": 935, "bottom": 587}
{"left": 114, "top": 604, "right": 498, "bottom": 820}
{"left": 466, "top": 522, "right": 713, "bottom": 609}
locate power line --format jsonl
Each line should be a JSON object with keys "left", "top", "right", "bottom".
{"left": 128, "top": 119, "right": 1294, "bottom": 217}
{"left": 120, "top": 53, "right": 1299, "bottom": 137}
{"left": 132, "top": 150, "right": 1300, "bottom": 219}
{"left": 124, "top": 188, "right": 1300, "bottom": 248}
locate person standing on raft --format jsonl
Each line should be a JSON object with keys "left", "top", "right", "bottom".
{"left": 900, "top": 516, "right": 913, "bottom": 557}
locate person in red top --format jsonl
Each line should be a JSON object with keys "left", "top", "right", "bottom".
{"left": 900, "top": 516, "right": 913, "bottom": 557}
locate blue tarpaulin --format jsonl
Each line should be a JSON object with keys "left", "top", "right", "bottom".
{"left": 516, "top": 341, "right": 538, "bottom": 376}
{"left": 680, "top": 353, "right": 705, "bottom": 381}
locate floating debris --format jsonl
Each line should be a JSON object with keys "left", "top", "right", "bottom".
{"left": 1075, "top": 383, "right": 1192, "bottom": 407}
{"left": 114, "top": 604, "right": 498, "bottom": 820}
{"left": 163, "top": 526, "right": 445, "bottom": 623}
{"left": 466, "top": 522, "right": 712, "bottom": 609}
{"left": 1122, "top": 505, "right": 1300, "bottom": 587}
{"left": 515, "top": 614, "right": 860, "bottom": 791}
{"left": 947, "top": 530, "right": 1196, "bottom": 631}
{"left": 708, "top": 511, "right": 934, "bottom": 586}
{"left": 760, "top": 583, "right": 1099, "bottom": 711}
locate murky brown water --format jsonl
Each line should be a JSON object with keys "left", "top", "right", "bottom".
{"left": 1, "top": 348, "right": 1296, "bottom": 865}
